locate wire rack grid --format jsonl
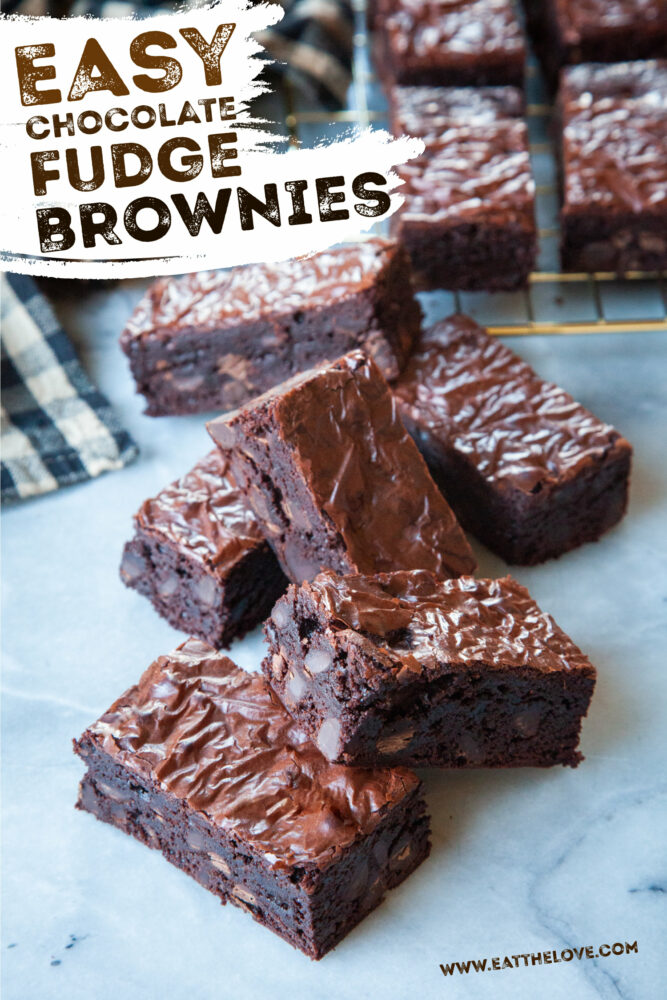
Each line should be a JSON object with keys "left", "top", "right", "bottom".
{"left": 281, "top": 0, "right": 667, "bottom": 337}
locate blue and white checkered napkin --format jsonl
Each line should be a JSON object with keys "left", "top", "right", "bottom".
{"left": 1, "top": 274, "right": 138, "bottom": 504}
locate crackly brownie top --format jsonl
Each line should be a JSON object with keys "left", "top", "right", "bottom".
{"left": 390, "top": 85, "right": 523, "bottom": 140}
{"left": 397, "top": 120, "right": 534, "bottom": 226}
{"left": 551, "top": 0, "right": 667, "bottom": 37}
{"left": 560, "top": 60, "right": 667, "bottom": 214}
{"left": 385, "top": 0, "right": 525, "bottom": 63}
{"left": 135, "top": 450, "right": 265, "bottom": 571}
{"left": 121, "top": 238, "right": 399, "bottom": 344}
{"left": 84, "top": 639, "right": 419, "bottom": 869}
{"left": 300, "top": 570, "right": 594, "bottom": 676}
{"left": 208, "top": 351, "right": 476, "bottom": 579}
{"left": 395, "top": 315, "right": 629, "bottom": 492}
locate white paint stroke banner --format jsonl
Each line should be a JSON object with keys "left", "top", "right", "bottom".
{"left": 0, "top": 3, "right": 423, "bottom": 278}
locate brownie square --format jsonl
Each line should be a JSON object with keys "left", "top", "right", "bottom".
{"left": 389, "top": 84, "right": 524, "bottom": 141}
{"left": 120, "top": 450, "right": 287, "bottom": 647}
{"left": 523, "top": 0, "right": 667, "bottom": 87}
{"left": 374, "top": 0, "right": 526, "bottom": 89}
{"left": 394, "top": 315, "right": 633, "bottom": 564}
{"left": 558, "top": 60, "right": 667, "bottom": 274}
{"left": 74, "top": 639, "right": 430, "bottom": 959}
{"left": 207, "top": 351, "right": 476, "bottom": 585}
{"left": 264, "top": 570, "right": 597, "bottom": 769}
{"left": 391, "top": 117, "right": 537, "bottom": 290}
{"left": 120, "top": 238, "right": 422, "bottom": 417}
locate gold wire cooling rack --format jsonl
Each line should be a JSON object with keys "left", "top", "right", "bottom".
{"left": 282, "top": 0, "right": 667, "bottom": 336}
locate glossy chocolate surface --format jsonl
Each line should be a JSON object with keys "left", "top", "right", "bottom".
{"left": 84, "top": 638, "right": 419, "bottom": 870}
{"left": 384, "top": 0, "right": 525, "bottom": 65}
{"left": 134, "top": 450, "right": 264, "bottom": 573}
{"left": 301, "top": 570, "right": 594, "bottom": 677}
{"left": 122, "top": 239, "right": 402, "bottom": 344}
{"left": 560, "top": 60, "right": 667, "bottom": 214}
{"left": 395, "top": 315, "right": 628, "bottom": 494}
{"left": 396, "top": 121, "right": 535, "bottom": 226}
{"left": 390, "top": 85, "right": 523, "bottom": 141}
{"left": 208, "top": 351, "right": 476, "bottom": 580}
{"left": 553, "top": 0, "right": 667, "bottom": 38}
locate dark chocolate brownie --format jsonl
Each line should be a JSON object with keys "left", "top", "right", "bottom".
{"left": 120, "top": 239, "right": 422, "bottom": 417}
{"left": 374, "top": 0, "right": 526, "bottom": 89}
{"left": 394, "top": 315, "right": 633, "bottom": 564}
{"left": 523, "top": 0, "right": 667, "bottom": 88}
{"left": 207, "top": 351, "right": 476, "bottom": 584}
{"left": 391, "top": 118, "right": 537, "bottom": 290}
{"left": 264, "top": 570, "right": 597, "bottom": 769}
{"left": 74, "top": 639, "right": 430, "bottom": 959}
{"left": 389, "top": 84, "right": 524, "bottom": 141}
{"left": 558, "top": 60, "right": 667, "bottom": 274}
{"left": 120, "top": 450, "right": 287, "bottom": 647}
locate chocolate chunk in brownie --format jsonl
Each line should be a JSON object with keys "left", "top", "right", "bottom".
{"left": 394, "top": 315, "right": 633, "bottom": 564}
{"left": 373, "top": 0, "right": 526, "bottom": 89}
{"left": 120, "top": 239, "right": 422, "bottom": 417}
{"left": 264, "top": 570, "right": 597, "bottom": 769}
{"left": 74, "top": 638, "right": 430, "bottom": 959}
{"left": 523, "top": 0, "right": 667, "bottom": 87}
{"left": 207, "top": 351, "right": 476, "bottom": 584}
{"left": 558, "top": 59, "right": 667, "bottom": 274}
{"left": 120, "top": 450, "right": 288, "bottom": 647}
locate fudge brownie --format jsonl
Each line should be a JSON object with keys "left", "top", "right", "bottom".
{"left": 373, "top": 0, "right": 526, "bottom": 89}
{"left": 120, "top": 239, "right": 422, "bottom": 417}
{"left": 389, "top": 84, "right": 524, "bottom": 142}
{"left": 207, "top": 351, "right": 476, "bottom": 584}
{"left": 558, "top": 60, "right": 667, "bottom": 274}
{"left": 523, "top": 0, "right": 667, "bottom": 87}
{"left": 264, "top": 570, "right": 597, "bottom": 769}
{"left": 391, "top": 119, "right": 537, "bottom": 290}
{"left": 74, "top": 638, "right": 430, "bottom": 959}
{"left": 120, "top": 450, "right": 287, "bottom": 647}
{"left": 394, "top": 315, "right": 633, "bottom": 564}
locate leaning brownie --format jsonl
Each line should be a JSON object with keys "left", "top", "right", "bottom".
{"left": 207, "top": 351, "right": 476, "bottom": 584}
{"left": 120, "top": 238, "right": 421, "bottom": 416}
{"left": 264, "top": 570, "right": 597, "bottom": 769}
{"left": 394, "top": 315, "right": 632, "bottom": 564}
{"left": 523, "top": 0, "right": 667, "bottom": 88}
{"left": 391, "top": 118, "right": 537, "bottom": 290}
{"left": 558, "top": 60, "right": 667, "bottom": 274}
{"left": 374, "top": 0, "right": 526, "bottom": 89}
{"left": 389, "top": 84, "right": 524, "bottom": 141}
{"left": 120, "top": 450, "right": 287, "bottom": 646}
{"left": 74, "top": 639, "right": 430, "bottom": 959}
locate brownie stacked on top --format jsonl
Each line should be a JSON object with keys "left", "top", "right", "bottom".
{"left": 78, "top": 251, "right": 633, "bottom": 958}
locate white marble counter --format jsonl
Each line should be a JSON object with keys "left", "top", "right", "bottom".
{"left": 2, "top": 281, "right": 666, "bottom": 1000}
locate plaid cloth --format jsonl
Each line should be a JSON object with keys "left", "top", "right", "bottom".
{"left": 1, "top": 274, "right": 138, "bottom": 504}
{"left": 6, "top": 0, "right": 355, "bottom": 109}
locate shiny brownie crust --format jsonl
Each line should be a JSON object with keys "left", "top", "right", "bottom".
{"left": 263, "top": 571, "right": 597, "bottom": 769}
{"left": 74, "top": 640, "right": 430, "bottom": 960}
{"left": 394, "top": 315, "right": 632, "bottom": 564}
{"left": 523, "top": 0, "right": 667, "bottom": 86}
{"left": 558, "top": 60, "right": 667, "bottom": 274}
{"left": 120, "top": 450, "right": 287, "bottom": 646}
{"left": 120, "top": 239, "right": 422, "bottom": 417}
{"left": 374, "top": 0, "right": 526, "bottom": 89}
{"left": 207, "top": 351, "right": 476, "bottom": 585}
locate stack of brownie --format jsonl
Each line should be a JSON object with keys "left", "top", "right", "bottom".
{"left": 75, "top": 241, "right": 634, "bottom": 958}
